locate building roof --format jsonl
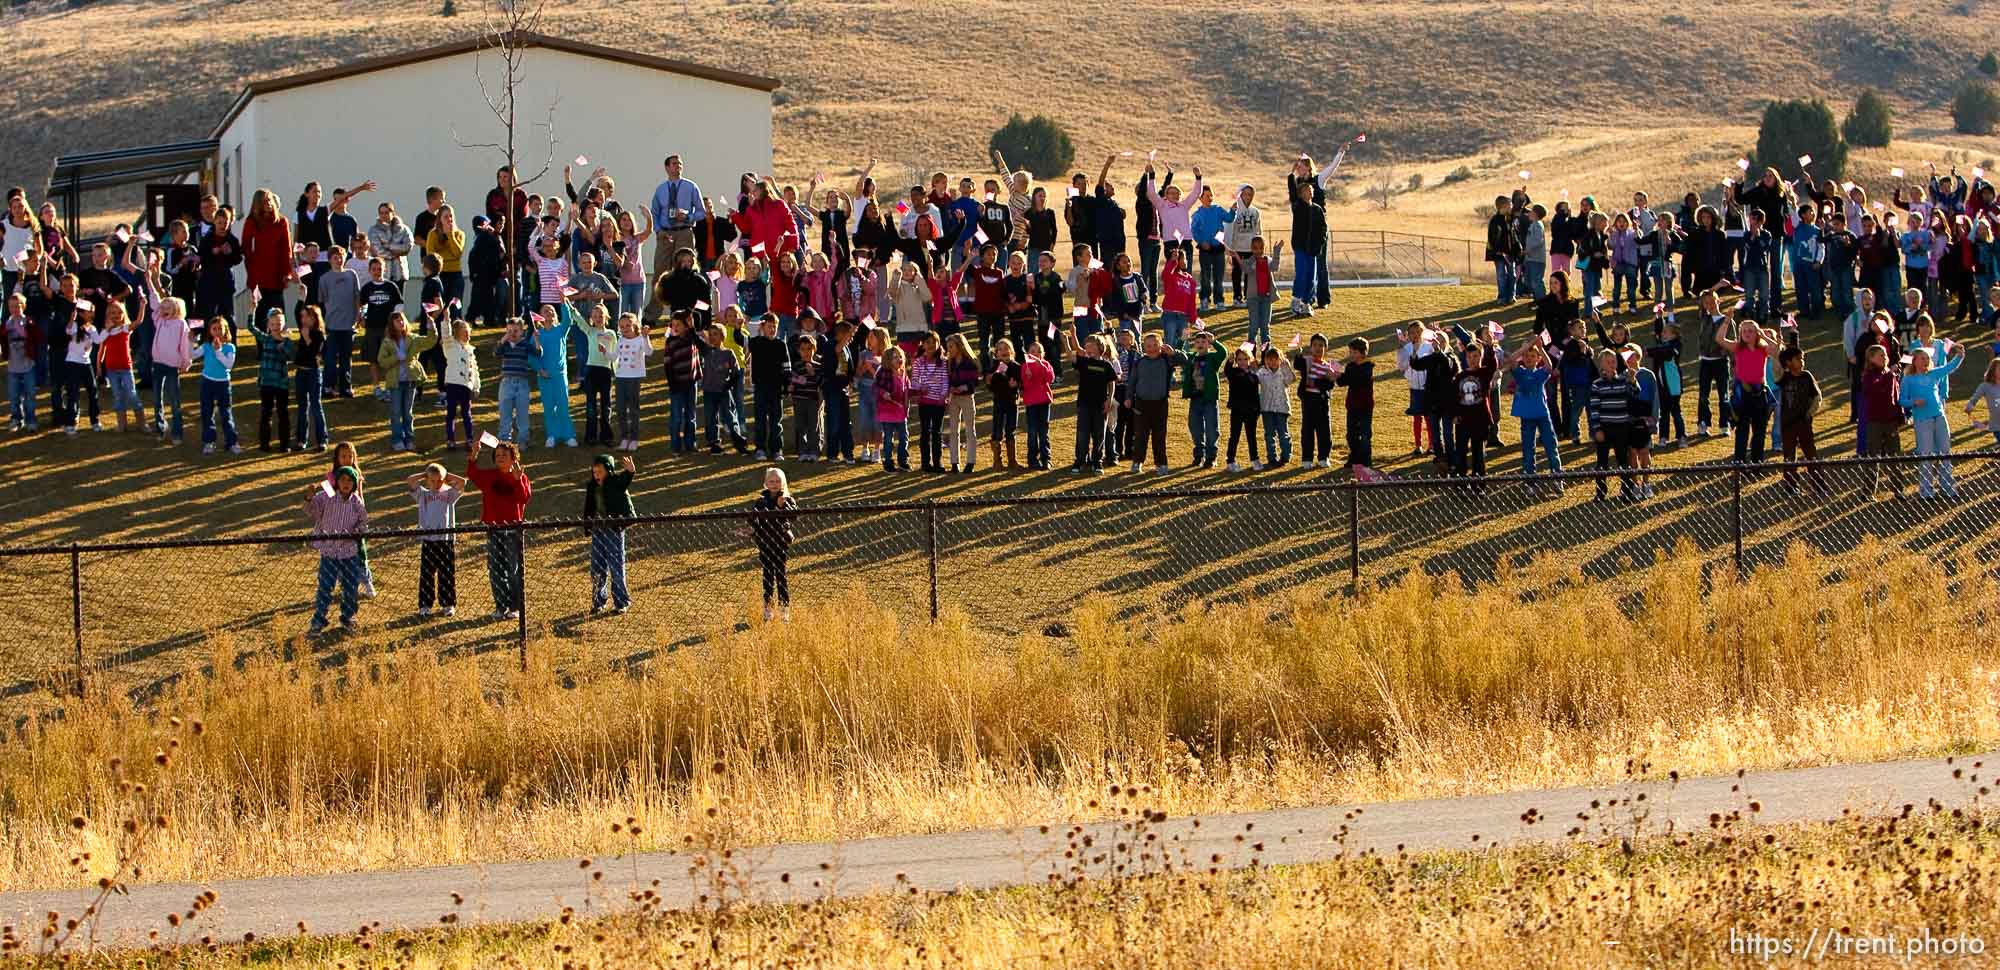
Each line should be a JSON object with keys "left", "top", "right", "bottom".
{"left": 210, "top": 31, "right": 780, "bottom": 138}
{"left": 48, "top": 140, "right": 220, "bottom": 195}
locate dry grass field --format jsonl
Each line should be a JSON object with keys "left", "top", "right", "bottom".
{"left": 3, "top": 538, "right": 1996, "bottom": 892}
{"left": 8, "top": 0, "right": 2000, "bottom": 241}
{"left": 14, "top": 768, "right": 2000, "bottom": 967}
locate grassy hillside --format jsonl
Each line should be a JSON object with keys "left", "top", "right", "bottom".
{"left": 9, "top": 0, "right": 2000, "bottom": 239}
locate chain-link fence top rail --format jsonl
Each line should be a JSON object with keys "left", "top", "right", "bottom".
{"left": 2, "top": 452, "right": 1996, "bottom": 721}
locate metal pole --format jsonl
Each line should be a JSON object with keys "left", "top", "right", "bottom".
{"left": 926, "top": 503, "right": 940, "bottom": 622}
{"left": 70, "top": 542, "right": 84, "bottom": 698}
{"left": 515, "top": 525, "right": 528, "bottom": 669}
{"left": 1347, "top": 486, "right": 1360, "bottom": 588}
{"left": 1731, "top": 466, "right": 1744, "bottom": 579}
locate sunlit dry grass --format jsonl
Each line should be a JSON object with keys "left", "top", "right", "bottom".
{"left": 17, "top": 790, "right": 1998, "bottom": 968}
{"left": 4, "top": 538, "right": 1996, "bottom": 892}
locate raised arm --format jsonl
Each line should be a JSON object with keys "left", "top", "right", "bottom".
{"left": 330, "top": 180, "right": 377, "bottom": 210}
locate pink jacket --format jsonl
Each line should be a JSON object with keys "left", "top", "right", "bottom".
{"left": 804, "top": 269, "right": 834, "bottom": 321}
{"left": 150, "top": 316, "right": 194, "bottom": 370}
{"left": 875, "top": 371, "right": 910, "bottom": 423}
{"left": 729, "top": 197, "right": 798, "bottom": 259}
{"left": 1147, "top": 177, "right": 1204, "bottom": 244}
{"left": 1020, "top": 356, "right": 1054, "bottom": 407}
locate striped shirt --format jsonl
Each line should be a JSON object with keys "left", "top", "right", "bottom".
{"left": 1587, "top": 377, "right": 1635, "bottom": 431}
{"left": 911, "top": 355, "right": 950, "bottom": 406}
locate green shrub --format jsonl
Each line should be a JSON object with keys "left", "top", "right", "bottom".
{"left": 1753, "top": 98, "right": 1848, "bottom": 178}
{"left": 1979, "top": 51, "right": 1998, "bottom": 77}
{"left": 1841, "top": 90, "right": 1893, "bottom": 148}
{"left": 988, "top": 115, "right": 1075, "bottom": 180}
{"left": 1953, "top": 81, "right": 2000, "bottom": 135}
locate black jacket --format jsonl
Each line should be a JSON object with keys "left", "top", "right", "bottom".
{"left": 1486, "top": 214, "right": 1522, "bottom": 263}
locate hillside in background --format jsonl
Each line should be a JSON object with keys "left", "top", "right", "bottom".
{"left": 8, "top": 0, "right": 2000, "bottom": 237}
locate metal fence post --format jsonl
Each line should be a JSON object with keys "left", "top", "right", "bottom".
{"left": 515, "top": 525, "right": 528, "bottom": 669}
{"left": 70, "top": 542, "right": 84, "bottom": 697}
{"left": 1731, "top": 465, "right": 1745, "bottom": 579}
{"left": 925, "top": 502, "right": 940, "bottom": 622}
{"left": 1347, "top": 485, "right": 1360, "bottom": 589}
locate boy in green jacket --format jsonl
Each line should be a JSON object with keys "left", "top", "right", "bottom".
{"left": 1179, "top": 328, "right": 1227, "bottom": 468}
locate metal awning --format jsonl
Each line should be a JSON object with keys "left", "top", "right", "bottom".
{"left": 47, "top": 140, "right": 218, "bottom": 239}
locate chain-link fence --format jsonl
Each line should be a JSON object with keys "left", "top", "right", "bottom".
{"left": 4, "top": 452, "right": 1997, "bottom": 716}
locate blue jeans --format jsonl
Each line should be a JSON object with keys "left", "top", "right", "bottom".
{"left": 199, "top": 377, "right": 237, "bottom": 447}
{"left": 1913, "top": 415, "right": 1957, "bottom": 497}
{"left": 1560, "top": 382, "right": 1590, "bottom": 440}
{"left": 1261, "top": 410, "right": 1292, "bottom": 464}
{"left": 618, "top": 282, "right": 646, "bottom": 321}
{"left": 1581, "top": 267, "right": 1603, "bottom": 310}
{"left": 312, "top": 555, "right": 361, "bottom": 627}
{"left": 1612, "top": 262, "right": 1638, "bottom": 309}
{"left": 822, "top": 392, "right": 853, "bottom": 458}
{"left": 881, "top": 419, "right": 909, "bottom": 467}
{"left": 1025, "top": 402, "right": 1050, "bottom": 465}
{"left": 486, "top": 529, "right": 522, "bottom": 613}
{"left": 1246, "top": 294, "right": 1274, "bottom": 344}
{"left": 323, "top": 329, "right": 355, "bottom": 395}
{"left": 386, "top": 380, "right": 417, "bottom": 448}
{"left": 1519, "top": 415, "right": 1561, "bottom": 475}
{"left": 1197, "top": 246, "right": 1225, "bottom": 305}
{"left": 294, "top": 368, "right": 326, "bottom": 448}
{"left": 153, "top": 368, "right": 182, "bottom": 437}
{"left": 498, "top": 377, "right": 532, "bottom": 443}
{"left": 668, "top": 384, "right": 697, "bottom": 451}
{"left": 1522, "top": 261, "right": 1547, "bottom": 301}
{"left": 1794, "top": 261, "right": 1823, "bottom": 317}
{"left": 1293, "top": 251, "right": 1320, "bottom": 303}
{"left": 1138, "top": 238, "right": 1160, "bottom": 306}
{"left": 1495, "top": 257, "right": 1518, "bottom": 302}
{"left": 1832, "top": 265, "right": 1857, "bottom": 320}
{"left": 589, "top": 527, "right": 630, "bottom": 610}
{"left": 1186, "top": 398, "right": 1219, "bottom": 462}
{"left": 1742, "top": 266, "right": 1770, "bottom": 320}
{"left": 7, "top": 370, "right": 34, "bottom": 427}
{"left": 1159, "top": 311, "right": 1189, "bottom": 347}
{"left": 754, "top": 382, "right": 785, "bottom": 455}
{"left": 704, "top": 388, "right": 744, "bottom": 447}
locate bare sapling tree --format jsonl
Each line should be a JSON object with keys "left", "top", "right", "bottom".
{"left": 453, "top": 0, "right": 563, "bottom": 318}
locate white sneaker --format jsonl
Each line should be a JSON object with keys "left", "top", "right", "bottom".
{"left": 91, "top": 421, "right": 104, "bottom": 431}
{"left": 504, "top": 609, "right": 520, "bottom": 620}
{"left": 754, "top": 450, "right": 767, "bottom": 460}
{"left": 1252, "top": 461, "right": 1265, "bottom": 470}
{"left": 201, "top": 442, "right": 216, "bottom": 454}
{"left": 763, "top": 605, "right": 775, "bottom": 621}
{"left": 1129, "top": 461, "right": 1142, "bottom": 473}
{"left": 1153, "top": 464, "right": 1168, "bottom": 474}
{"left": 545, "top": 436, "right": 557, "bottom": 448}
{"left": 1227, "top": 461, "right": 1241, "bottom": 472}
{"left": 780, "top": 606, "right": 791, "bottom": 622}
{"left": 441, "top": 607, "right": 455, "bottom": 617}
{"left": 417, "top": 607, "right": 433, "bottom": 618}
{"left": 360, "top": 581, "right": 376, "bottom": 599}
{"left": 1697, "top": 421, "right": 1711, "bottom": 437}
{"left": 565, "top": 438, "right": 578, "bottom": 447}
{"left": 227, "top": 445, "right": 242, "bottom": 454}
{"left": 489, "top": 609, "right": 510, "bottom": 621}
{"left": 66, "top": 426, "right": 78, "bottom": 436}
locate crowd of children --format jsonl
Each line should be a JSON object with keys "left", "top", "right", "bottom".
{"left": 9, "top": 154, "right": 1998, "bottom": 512}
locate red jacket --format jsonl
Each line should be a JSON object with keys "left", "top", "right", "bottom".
{"left": 240, "top": 215, "right": 294, "bottom": 292}
{"left": 466, "top": 458, "right": 532, "bottom": 524}
{"left": 729, "top": 198, "right": 797, "bottom": 260}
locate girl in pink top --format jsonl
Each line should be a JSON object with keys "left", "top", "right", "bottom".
{"left": 1019, "top": 340, "right": 1056, "bottom": 470}
{"left": 803, "top": 252, "right": 835, "bottom": 321}
{"left": 874, "top": 345, "right": 911, "bottom": 471}
{"left": 1145, "top": 161, "right": 1205, "bottom": 251}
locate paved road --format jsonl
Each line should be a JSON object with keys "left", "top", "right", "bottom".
{"left": 3, "top": 751, "right": 1988, "bottom": 947}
